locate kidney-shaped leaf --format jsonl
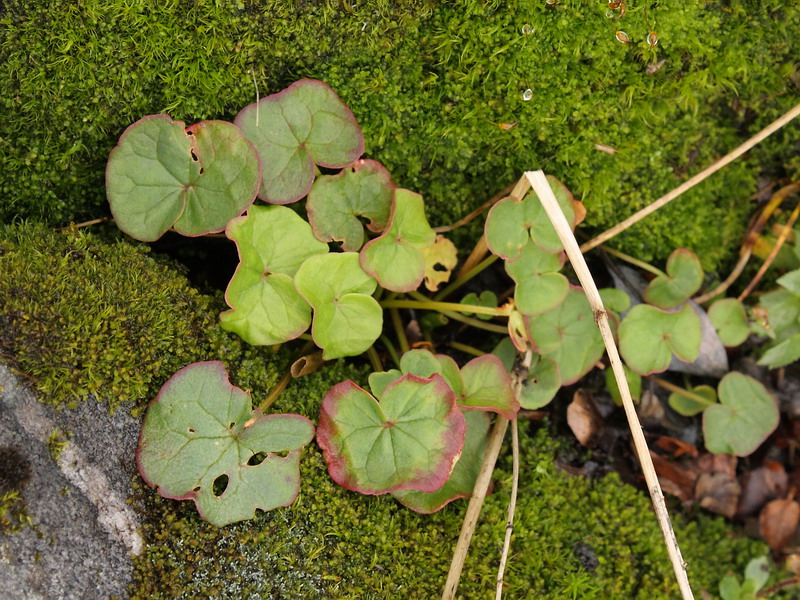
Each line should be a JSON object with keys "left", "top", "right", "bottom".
{"left": 526, "top": 288, "right": 605, "bottom": 384}
{"left": 619, "top": 303, "right": 702, "bottom": 375}
{"left": 294, "top": 252, "right": 382, "bottom": 359}
{"left": 643, "top": 249, "right": 704, "bottom": 309}
{"left": 400, "top": 349, "right": 464, "bottom": 396}
{"left": 107, "top": 116, "right": 261, "bottom": 241}
{"left": 505, "top": 242, "right": 568, "bottom": 316}
{"left": 360, "top": 189, "right": 437, "bottom": 292}
{"left": 460, "top": 355, "right": 518, "bottom": 418}
{"left": 519, "top": 355, "right": 561, "bottom": 409}
{"left": 317, "top": 375, "right": 466, "bottom": 495}
{"left": 392, "top": 410, "right": 490, "bottom": 513}
{"left": 137, "top": 361, "right": 314, "bottom": 526}
{"left": 306, "top": 159, "right": 395, "bottom": 251}
{"left": 220, "top": 205, "right": 328, "bottom": 345}
{"left": 708, "top": 298, "right": 750, "bottom": 347}
{"left": 485, "top": 175, "right": 579, "bottom": 261}
{"left": 235, "top": 79, "right": 364, "bottom": 205}
{"left": 703, "top": 372, "right": 779, "bottom": 456}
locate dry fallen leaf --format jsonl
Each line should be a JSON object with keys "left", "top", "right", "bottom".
{"left": 695, "top": 471, "right": 741, "bottom": 518}
{"left": 759, "top": 498, "right": 800, "bottom": 552}
{"left": 650, "top": 450, "right": 698, "bottom": 502}
{"left": 655, "top": 436, "right": 699, "bottom": 458}
{"left": 567, "top": 390, "right": 603, "bottom": 447}
{"left": 290, "top": 352, "right": 325, "bottom": 378}
{"left": 421, "top": 235, "right": 458, "bottom": 292}
{"left": 738, "top": 460, "right": 788, "bottom": 516}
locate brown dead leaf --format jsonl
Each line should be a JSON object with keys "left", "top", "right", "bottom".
{"left": 695, "top": 471, "right": 741, "bottom": 518}
{"left": 738, "top": 460, "right": 788, "bottom": 517}
{"left": 696, "top": 453, "right": 738, "bottom": 478}
{"left": 567, "top": 390, "right": 603, "bottom": 447}
{"left": 655, "top": 436, "right": 699, "bottom": 458}
{"left": 421, "top": 235, "right": 458, "bottom": 292}
{"left": 760, "top": 498, "right": 800, "bottom": 552}
{"left": 593, "top": 143, "right": 618, "bottom": 154}
{"left": 650, "top": 451, "right": 698, "bottom": 502}
{"left": 290, "top": 352, "right": 325, "bottom": 378}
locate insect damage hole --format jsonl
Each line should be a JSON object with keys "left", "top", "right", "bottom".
{"left": 212, "top": 474, "right": 229, "bottom": 497}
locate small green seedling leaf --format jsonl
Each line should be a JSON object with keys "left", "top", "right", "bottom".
{"left": 778, "top": 268, "right": 800, "bottom": 296}
{"left": 294, "top": 252, "right": 382, "bottom": 359}
{"left": 599, "top": 287, "right": 631, "bottom": 314}
{"left": 392, "top": 410, "right": 490, "bottom": 513}
{"left": 709, "top": 298, "right": 750, "bottom": 347}
{"left": 220, "top": 205, "right": 328, "bottom": 345}
{"left": 400, "top": 349, "right": 464, "bottom": 396}
{"left": 759, "top": 332, "right": 800, "bottom": 368}
{"left": 619, "top": 304, "right": 702, "bottom": 375}
{"left": 137, "top": 361, "right": 314, "bottom": 527}
{"left": 306, "top": 159, "right": 394, "bottom": 251}
{"left": 526, "top": 288, "right": 605, "bottom": 384}
{"left": 604, "top": 364, "right": 641, "bottom": 406}
{"left": 360, "top": 189, "right": 436, "bottom": 292}
{"left": 317, "top": 375, "right": 466, "bottom": 494}
{"left": 505, "top": 243, "right": 569, "bottom": 315}
{"left": 461, "top": 291, "right": 499, "bottom": 321}
{"left": 759, "top": 288, "right": 800, "bottom": 340}
{"left": 643, "top": 249, "right": 704, "bottom": 309}
{"left": 668, "top": 384, "right": 716, "bottom": 417}
{"left": 398, "top": 349, "right": 518, "bottom": 418}
{"left": 235, "top": 79, "right": 364, "bottom": 204}
{"left": 703, "top": 372, "right": 779, "bottom": 456}
{"left": 519, "top": 355, "right": 561, "bottom": 409}
{"left": 368, "top": 369, "right": 403, "bottom": 399}
{"left": 107, "top": 116, "right": 261, "bottom": 241}
{"left": 485, "top": 175, "right": 580, "bottom": 260}
{"left": 421, "top": 235, "right": 458, "bottom": 292}
{"left": 743, "top": 556, "right": 770, "bottom": 592}
{"left": 460, "top": 355, "right": 518, "bottom": 418}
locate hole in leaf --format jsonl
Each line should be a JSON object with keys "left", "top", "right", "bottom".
{"left": 272, "top": 450, "right": 290, "bottom": 458}
{"left": 228, "top": 422, "right": 235, "bottom": 429}
{"left": 212, "top": 474, "right": 229, "bottom": 497}
{"left": 187, "top": 427, "right": 196, "bottom": 434}
{"left": 247, "top": 452, "right": 266, "bottom": 466}
{"left": 193, "top": 486, "right": 201, "bottom": 493}
{"left": 433, "top": 263, "right": 447, "bottom": 272}
{"left": 199, "top": 167, "right": 205, "bottom": 175}
{"left": 190, "top": 150, "right": 198, "bottom": 162}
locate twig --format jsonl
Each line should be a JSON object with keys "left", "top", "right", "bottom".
{"left": 580, "top": 102, "right": 800, "bottom": 253}
{"left": 738, "top": 197, "right": 800, "bottom": 302}
{"left": 651, "top": 376, "right": 715, "bottom": 407}
{"left": 694, "top": 182, "right": 799, "bottom": 304}
{"left": 527, "top": 170, "right": 695, "bottom": 600}
{"left": 441, "top": 416, "right": 509, "bottom": 600}
{"left": 434, "top": 182, "right": 515, "bottom": 233}
{"left": 495, "top": 416, "right": 520, "bottom": 600}
{"left": 761, "top": 575, "right": 800, "bottom": 597}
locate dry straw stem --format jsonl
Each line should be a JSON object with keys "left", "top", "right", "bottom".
{"left": 580, "top": 102, "right": 800, "bottom": 254}
{"left": 441, "top": 415, "right": 510, "bottom": 600}
{"left": 526, "top": 170, "right": 695, "bottom": 600}
{"left": 495, "top": 414, "right": 521, "bottom": 600}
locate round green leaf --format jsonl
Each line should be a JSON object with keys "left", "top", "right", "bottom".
{"left": 460, "top": 355, "right": 519, "bottom": 418}
{"left": 460, "top": 291, "right": 499, "bottom": 321}
{"left": 294, "top": 252, "right": 382, "bottom": 359}
{"left": 235, "top": 79, "right": 364, "bottom": 205}
{"left": 317, "top": 375, "right": 466, "bottom": 494}
{"left": 485, "top": 175, "right": 578, "bottom": 260}
{"left": 643, "top": 249, "right": 704, "bottom": 309}
{"left": 599, "top": 287, "right": 631, "bottom": 314}
{"left": 758, "top": 333, "right": 800, "bottom": 369}
{"left": 137, "top": 361, "right": 314, "bottom": 526}
{"left": 107, "top": 116, "right": 261, "bottom": 241}
{"left": 307, "top": 159, "right": 394, "bottom": 251}
{"left": 368, "top": 369, "right": 403, "bottom": 399}
{"left": 619, "top": 304, "right": 702, "bottom": 375}
{"left": 526, "top": 288, "right": 605, "bottom": 384}
{"left": 392, "top": 410, "right": 490, "bottom": 513}
{"left": 219, "top": 205, "right": 327, "bottom": 345}
{"left": 360, "top": 189, "right": 436, "bottom": 292}
{"left": 668, "top": 384, "right": 716, "bottom": 417}
{"left": 703, "top": 372, "right": 779, "bottom": 456}
{"left": 519, "top": 355, "right": 561, "bottom": 410}
{"left": 708, "top": 298, "right": 750, "bottom": 347}
{"left": 505, "top": 243, "right": 568, "bottom": 315}
{"left": 604, "top": 364, "right": 641, "bottom": 406}
{"left": 400, "top": 349, "right": 464, "bottom": 397}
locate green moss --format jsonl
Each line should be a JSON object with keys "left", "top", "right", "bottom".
{"left": 2, "top": 1, "right": 799, "bottom": 270}
{"left": 46, "top": 429, "right": 69, "bottom": 461}
{"left": 0, "top": 222, "right": 304, "bottom": 412}
{"left": 0, "top": 445, "right": 32, "bottom": 534}
{"left": 131, "top": 424, "right": 766, "bottom": 599}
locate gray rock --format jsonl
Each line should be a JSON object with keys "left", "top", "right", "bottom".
{"left": 0, "top": 365, "right": 143, "bottom": 600}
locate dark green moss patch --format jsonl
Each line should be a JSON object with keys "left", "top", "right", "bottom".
{"left": 2, "top": 2, "right": 799, "bottom": 270}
